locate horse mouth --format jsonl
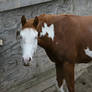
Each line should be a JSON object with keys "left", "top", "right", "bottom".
{"left": 23, "top": 61, "right": 32, "bottom": 66}
{"left": 23, "top": 63, "right": 30, "bottom": 66}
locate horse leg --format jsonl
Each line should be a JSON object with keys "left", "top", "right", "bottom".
{"left": 55, "top": 63, "right": 65, "bottom": 92}
{"left": 63, "top": 62, "right": 75, "bottom": 92}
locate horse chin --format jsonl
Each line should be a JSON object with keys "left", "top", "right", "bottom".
{"left": 23, "top": 61, "right": 32, "bottom": 66}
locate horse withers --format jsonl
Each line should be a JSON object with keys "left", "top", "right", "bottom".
{"left": 16, "top": 14, "right": 92, "bottom": 92}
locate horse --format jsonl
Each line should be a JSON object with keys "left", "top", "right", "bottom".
{"left": 16, "top": 14, "right": 92, "bottom": 92}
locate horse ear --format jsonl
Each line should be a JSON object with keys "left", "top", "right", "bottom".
{"left": 33, "top": 16, "right": 39, "bottom": 27}
{"left": 21, "top": 15, "right": 26, "bottom": 26}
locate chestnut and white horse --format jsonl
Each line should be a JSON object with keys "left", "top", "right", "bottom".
{"left": 16, "top": 14, "right": 92, "bottom": 92}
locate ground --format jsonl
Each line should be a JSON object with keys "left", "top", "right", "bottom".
{"left": 75, "top": 65, "right": 92, "bottom": 92}
{"left": 43, "top": 64, "right": 92, "bottom": 92}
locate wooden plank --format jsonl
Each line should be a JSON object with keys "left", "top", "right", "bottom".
{"left": 0, "top": 0, "right": 52, "bottom": 12}
{"left": 6, "top": 67, "right": 56, "bottom": 92}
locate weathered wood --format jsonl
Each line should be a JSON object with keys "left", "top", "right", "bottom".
{"left": 4, "top": 67, "right": 56, "bottom": 92}
{"left": 0, "top": 0, "right": 52, "bottom": 12}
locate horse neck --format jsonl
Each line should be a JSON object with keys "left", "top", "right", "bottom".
{"left": 38, "top": 35, "right": 54, "bottom": 50}
{"left": 37, "top": 17, "right": 55, "bottom": 50}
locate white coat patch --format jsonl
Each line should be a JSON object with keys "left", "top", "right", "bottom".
{"left": 60, "top": 80, "right": 65, "bottom": 92}
{"left": 40, "top": 23, "right": 54, "bottom": 40}
{"left": 60, "top": 80, "right": 69, "bottom": 92}
{"left": 84, "top": 47, "right": 92, "bottom": 58}
{"left": 56, "top": 80, "right": 69, "bottom": 92}
{"left": 20, "top": 28, "right": 38, "bottom": 62}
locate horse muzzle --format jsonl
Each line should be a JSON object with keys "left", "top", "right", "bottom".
{"left": 22, "top": 57, "right": 31, "bottom": 66}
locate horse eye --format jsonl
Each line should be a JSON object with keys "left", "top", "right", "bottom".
{"left": 20, "top": 36, "right": 22, "bottom": 40}
{"left": 35, "top": 37, "right": 37, "bottom": 39}
{"left": 16, "top": 30, "right": 20, "bottom": 37}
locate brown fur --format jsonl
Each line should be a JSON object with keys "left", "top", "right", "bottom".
{"left": 19, "top": 14, "right": 92, "bottom": 92}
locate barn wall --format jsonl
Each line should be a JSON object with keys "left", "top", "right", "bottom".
{"left": 0, "top": 0, "right": 92, "bottom": 92}
{"left": 0, "top": 0, "right": 52, "bottom": 12}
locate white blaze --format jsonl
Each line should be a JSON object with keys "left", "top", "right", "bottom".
{"left": 40, "top": 23, "right": 54, "bottom": 40}
{"left": 84, "top": 47, "right": 92, "bottom": 57}
{"left": 20, "top": 28, "right": 38, "bottom": 61}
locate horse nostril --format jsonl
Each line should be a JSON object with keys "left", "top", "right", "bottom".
{"left": 29, "top": 57, "right": 31, "bottom": 61}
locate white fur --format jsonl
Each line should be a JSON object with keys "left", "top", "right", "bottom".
{"left": 60, "top": 81, "right": 65, "bottom": 92}
{"left": 40, "top": 23, "right": 54, "bottom": 40}
{"left": 84, "top": 47, "right": 92, "bottom": 58}
{"left": 56, "top": 80, "right": 69, "bottom": 92}
{"left": 20, "top": 28, "right": 38, "bottom": 61}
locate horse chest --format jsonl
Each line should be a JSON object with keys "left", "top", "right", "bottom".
{"left": 44, "top": 46, "right": 66, "bottom": 63}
